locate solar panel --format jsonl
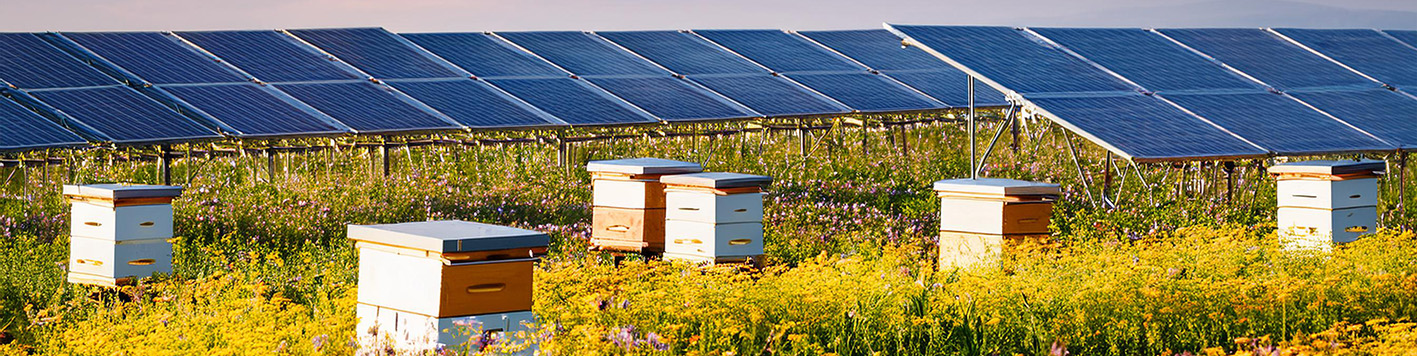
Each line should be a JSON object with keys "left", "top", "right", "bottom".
{"left": 401, "top": 32, "right": 565, "bottom": 78}
{"left": 1026, "top": 94, "right": 1265, "bottom": 160}
{"left": 586, "top": 77, "right": 756, "bottom": 121}
{"left": 288, "top": 28, "right": 461, "bottom": 79}
{"left": 1289, "top": 88, "right": 1417, "bottom": 148}
{"left": 0, "top": 33, "right": 116, "bottom": 89}
{"left": 0, "top": 97, "right": 86, "bottom": 151}
{"left": 176, "top": 30, "right": 362, "bottom": 82}
{"left": 885, "top": 25, "right": 1136, "bottom": 94}
{"left": 1160, "top": 91, "right": 1393, "bottom": 155}
{"left": 882, "top": 70, "right": 1008, "bottom": 107}
{"left": 60, "top": 32, "right": 246, "bottom": 85}
{"left": 487, "top": 78, "right": 658, "bottom": 125}
{"left": 1030, "top": 28, "right": 1259, "bottom": 92}
{"left": 495, "top": 31, "right": 665, "bottom": 76}
{"left": 596, "top": 31, "right": 763, "bottom": 75}
{"left": 694, "top": 30, "right": 863, "bottom": 73}
{"left": 28, "top": 86, "right": 218, "bottom": 143}
{"left": 159, "top": 84, "right": 348, "bottom": 137}
{"left": 690, "top": 75, "right": 848, "bottom": 117}
{"left": 785, "top": 72, "right": 942, "bottom": 112}
{"left": 1383, "top": 30, "right": 1417, "bottom": 50}
{"left": 385, "top": 79, "right": 564, "bottom": 128}
{"left": 1272, "top": 29, "right": 1417, "bottom": 89}
{"left": 274, "top": 81, "right": 460, "bottom": 133}
{"left": 798, "top": 29, "right": 954, "bottom": 71}
{"left": 1157, "top": 28, "right": 1375, "bottom": 90}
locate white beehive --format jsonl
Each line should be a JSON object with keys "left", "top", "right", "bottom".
{"left": 349, "top": 220, "right": 548, "bottom": 353}
{"left": 933, "top": 178, "right": 1059, "bottom": 268}
{"left": 661, "top": 172, "right": 772, "bottom": 263}
{"left": 587, "top": 158, "right": 703, "bottom": 253}
{"left": 1269, "top": 160, "right": 1384, "bottom": 249}
{"left": 63, "top": 184, "right": 183, "bottom": 287}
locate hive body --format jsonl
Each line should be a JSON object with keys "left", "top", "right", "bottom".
{"left": 661, "top": 173, "right": 772, "bottom": 264}
{"left": 933, "top": 178, "right": 1059, "bottom": 268}
{"left": 1270, "top": 160, "right": 1383, "bottom": 249}
{"left": 63, "top": 184, "right": 183, "bottom": 287}
{"left": 587, "top": 158, "right": 703, "bottom": 253}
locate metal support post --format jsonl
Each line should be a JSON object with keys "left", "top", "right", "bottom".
{"left": 380, "top": 144, "right": 390, "bottom": 177}
{"left": 1400, "top": 152, "right": 1408, "bottom": 229}
{"left": 1223, "top": 161, "right": 1236, "bottom": 203}
{"left": 975, "top": 104, "right": 1018, "bottom": 178}
{"left": 968, "top": 76, "right": 977, "bottom": 179}
{"left": 1103, "top": 152, "right": 1113, "bottom": 208}
{"left": 158, "top": 145, "right": 171, "bottom": 186}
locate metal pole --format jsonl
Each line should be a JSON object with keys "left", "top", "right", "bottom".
{"left": 380, "top": 144, "right": 390, "bottom": 177}
{"left": 1062, "top": 130, "right": 1097, "bottom": 207}
{"left": 975, "top": 104, "right": 1018, "bottom": 177}
{"left": 265, "top": 148, "right": 276, "bottom": 182}
{"left": 1224, "top": 161, "right": 1236, "bottom": 203}
{"left": 158, "top": 145, "right": 171, "bottom": 186}
{"left": 1400, "top": 152, "right": 1408, "bottom": 229}
{"left": 1010, "top": 111, "right": 1021, "bottom": 155}
{"left": 968, "top": 76, "right": 977, "bottom": 179}
{"left": 1103, "top": 152, "right": 1113, "bottom": 208}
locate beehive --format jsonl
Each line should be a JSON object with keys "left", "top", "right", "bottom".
{"left": 349, "top": 220, "right": 548, "bottom": 353}
{"left": 586, "top": 158, "right": 702, "bottom": 253}
{"left": 933, "top": 178, "right": 1059, "bottom": 268}
{"left": 661, "top": 172, "right": 772, "bottom": 263}
{"left": 63, "top": 184, "right": 183, "bottom": 287}
{"left": 1269, "top": 160, "right": 1383, "bottom": 249}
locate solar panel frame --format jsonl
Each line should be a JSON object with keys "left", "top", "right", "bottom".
{"left": 1159, "top": 91, "right": 1395, "bottom": 155}
{"left": 1382, "top": 30, "right": 1417, "bottom": 51}
{"left": 24, "top": 86, "right": 221, "bottom": 144}
{"left": 1271, "top": 28, "right": 1417, "bottom": 89}
{"left": 175, "top": 30, "right": 365, "bottom": 83}
{"left": 1287, "top": 88, "right": 1417, "bottom": 149}
{"left": 0, "top": 33, "right": 119, "bottom": 89}
{"left": 1025, "top": 93, "right": 1267, "bottom": 161}
{"left": 401, "top": 32, "right": 566, "bottom": 78}
{"left": 885, "top": 25, "right": 1138, "bottom": 95}
{"left": 1156, "top": 28, "right": 1377, "bottom": 90}
{"left": 693, "top": 29, "right": 865, "bottom": 73}
{"left": 595, "top": 31, "right": 765, "bottom": 75}
{"left": 689, "top": 75, "right": 850, "bottom": 117}
{"left": 784, "top": 72, "right": 945, "bottom": 112}
{"left": 798, "top": 29, "right": 954, "bottom": 71}
{"left": 273, "top": 81, "right": 464, "bottom": 134}
{"left": 57, "top": 32, "right": 249, "bottom": 85}
{"left": 153, "top": 83, "right": 352, "bottom": 138}
{"left": 1028, "top": 27, "right": 1261, "bottom": 92}
{"left": 486, "top": 77, "right": 660, "bottom": 126}
{"left": 287, "top": 28, "right": 464, "bottom": 80}
{"left": 585, "top": 76, "right": 758, "bottom": 122}
{"left": 385, "top": 79, "right": 567, "bottom": 129}
{"left": 494, "top": 31, "right": 667, "bottom": 77}
{"left": 881, "top": 70, "right": 1009, "bottom": 107}
{"left": 0, "top": 96, "right": 87, "bottom": 152}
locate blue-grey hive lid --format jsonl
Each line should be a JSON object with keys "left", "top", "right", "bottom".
{"left": 586, "top": 158, "right": 703, "bottom": 175}
{"left": 660, "top": 172, "right": 773, "bottom": 189}
{"left": 347, "top": 220, "right": 549, "bottom": 253}
{"left": 1268, "top": 160, "right": 1386, "bottom": 176}
{"left": 932, "top": 178, "right": 1061, "bottom": 196}
{"left": 63, "top": 184, "right": 185, "bottom": 200}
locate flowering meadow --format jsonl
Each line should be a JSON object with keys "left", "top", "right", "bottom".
{"left": 0, "top": 119, "right": 1414, "bottom": 355}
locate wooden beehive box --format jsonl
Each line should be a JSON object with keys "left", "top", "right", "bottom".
{"left": 63, "top": 184, "right": 183, "bottom": 287}
{"left": 661, "top": 172, "right": 772, "bottom": 263}
{"left": 1268, "top": 160, "right": 1383, "bottom": 248}
{"left": 933, "top": 178, "right": 1060, "bottom": 235}
{"left": 587, "top": 158, "right": 702, "bottom": 253}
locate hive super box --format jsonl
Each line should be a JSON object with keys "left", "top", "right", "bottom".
{"left": 64, "top": 184, "right": 183, "bottom": 287}
{"left": 350, "top": 220, "right": 548, "bottom": 353}
{"left": 587, "top": 158, "right": 702, "bottom": 253}
{"left": 661, "top": 172, "right": 772, "bottom": 264}
{"left": 933, "top": 178, "right": 1059, "bottom": 268}
{"left": 1269, "top": 160, "right": 1383, "bottom": 249}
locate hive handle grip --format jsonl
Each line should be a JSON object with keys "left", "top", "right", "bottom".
{"left": 607, "top": 225, "right": 630, "bottom": 232}
{"left": 674, "top": 239, "right": 702, "bottom": 245}
{"left": 1293, "top": 194, "right": 1318, "bottom": 199}
{"left": 729, "top": 239, "right": 752, "bottom": 245}
{"left": 84, "top": 221, "right": 102, "bottom": 227}
{"left": 1349, "top": 194, "right": 1362, "bottom": 199}
{"left": 466, "top": 283, "right": 506, "bottom": 294}
{"left": 733, "top": 208, "right": 748, "bottom": 212}
{"left": 76, "top": 259, "right": 104, "bottom": 266}
{"left": 127, "top": 259, "right": 156, "bottom": 266}
{"left": 139, "top": 222, "right": 155, "bottom": 227}
{"left": 1018, "top": 218, "right": 1039, "bottom": 224}
{"left": 1345, "top": 226, "right": 1370, "bottom": 233}
{"left": 678, "top": 207, "right": 700, "bottom": 211}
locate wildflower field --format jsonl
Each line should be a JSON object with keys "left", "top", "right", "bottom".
{"left": 0, "top": 118, "right": 1415, "bottom": 355}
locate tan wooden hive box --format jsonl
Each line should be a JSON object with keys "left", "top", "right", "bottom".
{"left": 63, "top": 184, "right": 183, "bottom": 287}
{"left": 933, "top": 178, "right": 1059, "bottom": 235}
{"left": 587, "top": 158, "right": 703, "bottom": 209}
{"left": 661, "top": 172, "right": 771, "bottom": 263}
{"left": 1268, "top": 160, "right": 1383, "bottom": 249}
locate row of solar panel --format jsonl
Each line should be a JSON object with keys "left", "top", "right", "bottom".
{"left": 888, "top": 25, "right": 1417, "bottom": 161}
{"left": 0, "top": 28, "right": 1007, "bottom": 152}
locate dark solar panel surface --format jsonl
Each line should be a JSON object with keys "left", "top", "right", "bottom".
{"left": 1289, "top": 88, "right": 1417, "bottom": 148}
{"left": 690, "top": 75, "right": 847, "bottom": 117}
{"left": 488, "top": 77, "right": 657, "bottom": 125}
{"left": 1384, "top": 30, "right": 1417, "bottom": 50}
{"left": 1273, "top": 29, "right": 1417, "bottom": 88}
{"left": 402, "top": 32, "right": 564, "bottom": 78}
{"left": 587, "top": 77, "right": 754, "bottom": 121}
{"left": 786, "top": 72, "right": 941, "bottom": 112}
{"left": 495, "top": 31, "right": 664, "bottom": 76}
{"left": 1161, "top": 91, "right": 1393, "bottom": 154}
{"left": 28, "top": 86, "right": 217, "bottom": 143}
{"left": 1158, "top": 28, "right": 1374, "bottom": 89}
{"left": 798, "top": 29, "right": 953, "bottom": 71}
{"left": 0, "top": 97, "right": 85, "bottom": 150}
{"left": 161, "top": 84, "right": 346, "bottom": 136}
{"left": 275, "top": 81, "right": 459, "bottom": 133}
{"left": 596, "top": 31, "right": 763, "bottom": 75}
{"left": 1030, "top": 28, "right": 1259, "bottom": 91}
{"left": 62, "top": 32, "right": 246, "bottom": 84}
{"left": 0, "top": 33, "right": 117, "bottom": 89}
{"left": 694, "top": 30, "right": 863, "bottom": 73}
{"left": 882, "top": 70, "right": 1009, "bottom": 107}
{"left": 887, "top": 25, "right": 1136, "bottom": 94}
{"left": 176, "top": 30, "right": 362, "bottom": 82}
{"left": 1027, "top": 94, "right": 1265, "bottom": 160}
{"left": 386, "top": 79, "right": 562, "bottom": 128}
{"left": 288, "top": 28, "right": 461, "bottom": 79}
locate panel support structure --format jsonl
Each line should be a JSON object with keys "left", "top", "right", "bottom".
{"left": 159, "top": 145, "right": 172, "bottom": 186}
{"left": 967, "top": 76, "right": 977, "bottom": 180}
{"left": 975, "top": 104, "right": 1018, "bottom": 178}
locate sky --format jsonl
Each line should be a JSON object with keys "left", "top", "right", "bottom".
{"left": 3, "top": 0, "right": 1417, "bottom": 32}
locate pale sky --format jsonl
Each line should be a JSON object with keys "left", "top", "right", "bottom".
{"left": 3, "top": 0, "right": 1417, "bottom": 32}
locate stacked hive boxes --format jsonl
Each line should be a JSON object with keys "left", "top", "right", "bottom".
{"left": 1269, "top": 160, "right": 1383, "bottom": 249}
{"left": 350, "top": 220, "right": 548, "bottom": 353}
{"left": 662, "top": 172, "right": 773, "bottom": 263}
{"left": 587, "top": 158, "right": 703, "bottom": 254}
{"left": 933, "top": 178, "right": 1059, "bottom": 268}
{"left": 63, "top": 184, "right": 183, "bottom": 287}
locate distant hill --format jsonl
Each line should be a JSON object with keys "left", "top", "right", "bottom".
{"left": 1019, "top": 0, "right": 1417, "bottom": 29}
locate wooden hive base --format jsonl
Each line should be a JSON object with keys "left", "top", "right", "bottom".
{"left": 938, "top": 231, "right": 1051, "bottom": 268}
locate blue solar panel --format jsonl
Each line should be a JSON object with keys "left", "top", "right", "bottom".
{"left": 160, "top": 84, "right": 348, "bottom": 137}
{"left": 0, "top": 97, "right": 86, "bottom": 151}
{"left": 596, "top": 31, "right": 763, "bottom": 75}
{"left": 1030, "top": 28, "right": 1259, "bottom": 92}
{"left": 0, "top": 33, "right": 115, "bottom": 89}
{"left": 1158, "top": 29, "right": 1374, "bottom": 90}
{"left": 882, "top": 70, "right": 1009, "bottom": 107}
{"left": 1383, "top": 30, "right": 1417, "bottom": 51}
{"left": 495, "top": 31, "right": 664, "bottom": 76}
{"left": 386, "top": 79, "right": 563, "bottom": 128}
{"left": 690, "top": 75, "right": 847, "bottom": 117}
{"left": 1027, "top": 94, "right": 1265, "bottom": 160}
{"left": 1160, "top": 92, "right": 1393, "bottom": 155}
{"left": 1289, "top": 88, "right": 1417, "bottom": 148}
{"left": 587, "top": 77, "right": 755, "bottom": 121}
{"left": 176, "top": 30, "right": 362, "bottom": 82}
{"left": 60, "top": 32, "right": 246, "bottom": 85}
{"left": 786, "top": 72, "right": 942, "bottom": 112}
{"left": 275, "top": 81, "right": 460, "bottom": 133}
{"left": 694, "top": 30, "right": 864, "bottom": 73}
{"left": 487, "top": 78, "right": 657, "bottom": 126}
{"left": 1272, "top": 29, "right": 1417, "bottom": 89}
{"left": 798, "top": 29, "right": 953, "bottom": 71}
{"left": 402, "top": 33, "right": 564, "bottom": 78}
{"left": 288, "top": 28, "right": 461, "bottom": 79}
{"left": 885, "top": 25, "right": 1136, "bottom": 94}
{"left": 28, "top": 86, "right": 218, "bottom": 143}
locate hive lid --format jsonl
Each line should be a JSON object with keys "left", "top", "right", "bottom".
{"left": 347, "top": 220, "right": 549, "bottom": 253}
{"left": 1267, "top": 160, "right": 1385, "bottom": 176}
{"left": 62, "top": 184, "right": 184, "bottom": 200}
{"left": 586, "top": 158, "right": 703, "bottom": 175}
{"left": 932, "top": 178, "right": 1061, "bottom": 196}
{"left": 660, "top": 172, "right": 773, "bottom": 189}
